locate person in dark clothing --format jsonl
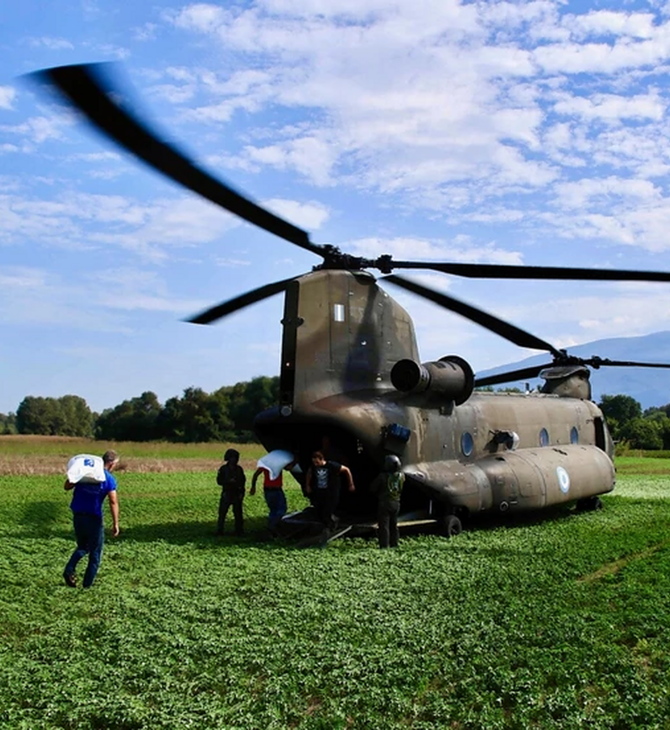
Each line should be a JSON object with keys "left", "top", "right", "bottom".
{"left": 370, "top": 455, "right": 405, "bottom": 548}
{"left": 305, "top": 450, "right": 355, "bottom": 533}
{"left": 216, "top": 448, "right": 246, "bottom": 536}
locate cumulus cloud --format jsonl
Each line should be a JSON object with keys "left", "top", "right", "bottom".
{"left": 262, "top": 198, "right": 330, "bottom": 229}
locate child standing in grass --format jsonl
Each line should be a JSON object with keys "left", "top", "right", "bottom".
{"left": 216, "top": 448, "right": 246, "bottom": 536}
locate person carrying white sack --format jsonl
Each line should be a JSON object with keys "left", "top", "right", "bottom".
{"left": 62, "top": 450, "right": 120, "bottom": 588}
{"left": 250, "top": 450, "right": 297, "bottom": 535}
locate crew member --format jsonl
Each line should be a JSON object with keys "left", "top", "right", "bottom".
{"left": 370, "top": 455, "right": 405, "bottom": 549}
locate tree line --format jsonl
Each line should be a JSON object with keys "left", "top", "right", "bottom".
{"left": 1, "top": 385, "right": 669, "bottom": 450}
{"left": 0, "top": 376, "right": 279, "bottom": 443}
{"left": 598, "top": 394, "right": 670, "bottom": 451}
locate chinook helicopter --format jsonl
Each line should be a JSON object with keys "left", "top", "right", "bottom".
{"left": 34, "top": 63, "right": 670, "bottom": 537}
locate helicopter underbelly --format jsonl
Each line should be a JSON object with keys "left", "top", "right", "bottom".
{"left": 408, "top": 444, "right": 615, "bottom": 513}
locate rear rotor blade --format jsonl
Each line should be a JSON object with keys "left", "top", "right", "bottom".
{"left": 474, "top": 357, "right": 670, "bottom": 389}
{"left": 388, "top": 261, "right": 670, "bottom": 283}
{"left": 32, "top": 63, "right": 324, "bottom": 258}
{"left": 585, "top": 357, "right": 670, "bottom": 370}
{"left": 383, "top": 275, "right": 564, "bottom": 356}
{"left": 187, "top": 276, "right": 297, "bottom": 325}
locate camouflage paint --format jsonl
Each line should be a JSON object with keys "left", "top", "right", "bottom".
{"left": 254, "top": 270, "right": 615, "bottom": 521}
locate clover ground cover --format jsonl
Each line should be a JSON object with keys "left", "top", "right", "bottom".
{"left": 1, "top": 460, "right": 670, "bottom": 729}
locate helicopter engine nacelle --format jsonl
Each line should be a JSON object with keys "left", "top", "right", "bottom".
{"left": 391, "top": 355, "right": 474, "bottom": 405}
{"left": 540, "top": 365, "right": 592, "bottom": 400}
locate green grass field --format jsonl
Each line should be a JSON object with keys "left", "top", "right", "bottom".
{"left": 1, "top": 443, "right": 670, "bottom": 729}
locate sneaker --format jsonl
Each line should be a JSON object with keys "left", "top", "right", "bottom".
{"left": 63, "top": 571, "right": 77, "bottom": 588}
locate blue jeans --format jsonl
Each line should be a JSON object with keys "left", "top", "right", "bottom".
{"left": 264, "top": 489, "right": 287, "bottom": 530}
{"left": 64, "top": 513, "right": 104, "bottom": 588}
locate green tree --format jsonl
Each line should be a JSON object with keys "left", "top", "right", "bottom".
{"left": 228, "top": 376, "right": 279, "bottom": 441}
{"left": 58, "top": 395, "right": 94, "bottom": 437}
{"left": 0, "top": 412, "right": 17, "bottom": 434}
{"left": 156, "top": 387, "right": 231, "bottom": 443}
{"left": 598, "top": 394, "right": 642, "bottom": 440}
{"left": 643, "top": 410, "right": 670, "bottom": 449}
{"left": 16, "top": 396, "right": 60, "bottom": 435}
{"left": 96, "top": 391, "right": 162, "bottom": 441}
{"left": 620, "top": 417, "right": 664, "bottom": 450}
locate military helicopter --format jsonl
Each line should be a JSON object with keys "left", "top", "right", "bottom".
{"left": 33, "top": 63, "right": 670, "bottom": 538}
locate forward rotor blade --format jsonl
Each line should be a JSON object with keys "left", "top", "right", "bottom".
{"left": 388, "top": 261, "right": 670, "bottom": 283}
{"left": 187, "top": 277, "right": 297, "bottom": 325}
{"left": 474, "top": 365, "right": 551, "bottom": 388}
{"left": 383, "top": 275, "right": 564, "bottom": 356}
{"left": 32, "top": 63, "right": 323, "bottom": 258}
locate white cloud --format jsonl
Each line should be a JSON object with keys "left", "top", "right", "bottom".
{"left": 565, "top": 10, "right": 656, "bottom": 40}
{"left": 171, "top": 3, "right": 228, "bottom": 32}
{"left": 346, "top": 237, "right": 523, "bottom": 265}
{"left": 263, "top": 198, "right": 330, "bottom": 230}
{"left": 0, "top": 115, "right": 68, "bottom": 146}
{"left": 553, "top": 176, "right": 661, "bottom": 210}
{"left": 133, "top": 22, "right": 158, "bottom": 41}
{"left": 215, "top": 258, "right": 252, "bottom": 267}
{"left": 70, "top": 152, "right": 121, "bottom": 162}
{"left": 242, "top": 137, "right": 337, "bottom": 185}
{"left": 0, "top": 192, "right": 239, "bottom": 258}
{"left": 0, "top": 266, "right": 129, "bottom": 332}
{"left": 86, "top": 42, "right": 131, "bottom": 60}
{"left": 553, "top": 91, "right": 665, "bottom": 123}
{"left": 150, "top": 84, "right": 197, "bottom": 104}
{"left": 0, "top": 87, "right": 16, "bottom": 111}
{"left": 27, "top": 36, "right": 75, "bottom": 50}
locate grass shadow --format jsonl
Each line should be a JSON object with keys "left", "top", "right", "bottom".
{"left": 15, "top": 500, "right": 71, "bottom": 539}
{"left": 119, "top": 515, "right": 282, "bottom": 549}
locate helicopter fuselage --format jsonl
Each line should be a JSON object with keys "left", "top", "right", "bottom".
{"left": 254, "top": 269, "right": 615, "bottom": 524}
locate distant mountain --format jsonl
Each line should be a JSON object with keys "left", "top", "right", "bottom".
{"left": 476, "top": 331, "right": 670, "bottom": 410}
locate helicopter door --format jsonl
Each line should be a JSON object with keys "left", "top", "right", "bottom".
{"left": 594, "top": 417, "right": 606, "bottom": 451}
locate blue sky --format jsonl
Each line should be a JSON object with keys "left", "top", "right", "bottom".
{"left": 2, "top": 0, "right": 670, "bottom": 414}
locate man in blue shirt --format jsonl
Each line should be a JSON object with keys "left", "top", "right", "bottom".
{"left": 63, "top": 450, "right": 120, "bottom": 588}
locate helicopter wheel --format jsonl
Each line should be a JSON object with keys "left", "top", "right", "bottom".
{"left": 440, "top": 514, "right": 463, "bottom": 538}
{"left": 576, "top": 496, "right": 603, "bottom": 512}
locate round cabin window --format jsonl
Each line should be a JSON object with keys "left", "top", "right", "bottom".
{"left": 461, "top": 432, "right": 474, "bottom": 457}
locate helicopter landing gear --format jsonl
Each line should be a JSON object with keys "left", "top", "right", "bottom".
{"left": 576, "top": 496, "right": 603, "bottom": 512}
{"left": 440, "top": 514, "right": 463, "bottom": 538}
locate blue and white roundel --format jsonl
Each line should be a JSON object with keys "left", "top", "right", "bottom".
{"left": 557, "top": 466, "right": 570, "bottom": 494}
